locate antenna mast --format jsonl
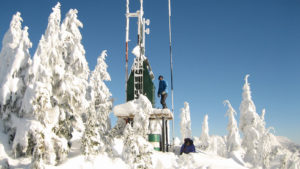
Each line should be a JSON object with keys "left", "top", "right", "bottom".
{"left": 125, "top": 0, "right": 150, "bottom": 100}
{"left": 168, "top": 0, "right": 175, "bottom": 147}
{"left": 125, "top": 0, "right": 130, "bottom": 100}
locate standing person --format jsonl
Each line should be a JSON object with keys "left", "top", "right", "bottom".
{"left": 157, "top": 75, "right": 168, "bottom": 109}
{"left": 180, "top": 138, "right": 196, "bottom": 155}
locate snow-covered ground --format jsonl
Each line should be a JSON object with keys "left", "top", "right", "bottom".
{"left": 0, "top": 117, "right": 248, "bottom": 169}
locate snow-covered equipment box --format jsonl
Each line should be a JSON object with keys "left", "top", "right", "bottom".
{"left": 114, "top": 96, "right": 173, "bottom": 152}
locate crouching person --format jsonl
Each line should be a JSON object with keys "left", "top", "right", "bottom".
{"left": 180, "top": 138, "right": 195, "bottom": 155}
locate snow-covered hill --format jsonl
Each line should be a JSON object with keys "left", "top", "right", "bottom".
{"left": 277, "top": 136, "right": 300, "bottom": 156}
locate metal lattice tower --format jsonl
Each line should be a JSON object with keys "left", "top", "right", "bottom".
{"left": 126, "top": 0, "right": 150, "bottom": 100}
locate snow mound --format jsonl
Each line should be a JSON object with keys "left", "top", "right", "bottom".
{"left": 151, "top": 151, "right": 248, "bottom": 169}
{"left": 113, "top": 98, "right": 173, "bottom": 119}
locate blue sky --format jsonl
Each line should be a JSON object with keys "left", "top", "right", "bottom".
{"left": 1, "top": 0, "right": 299, "bottom": 143}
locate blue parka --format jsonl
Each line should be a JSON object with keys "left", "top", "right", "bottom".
{"left": 158, "top": 80, "right": 168, "bottom": 95}
{"left": 180, "top": 144, "right": 196, "bottom": 154}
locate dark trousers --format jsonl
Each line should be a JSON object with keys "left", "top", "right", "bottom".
{"left": 161, "top": 93, "right": 168, "bottom": 109}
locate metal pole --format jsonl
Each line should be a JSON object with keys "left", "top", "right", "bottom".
{"left": 165, "top": 120, "right": 169, "bottom": 152}
{"left": 125, "top": 0, "right": 130, "bottom": 101}
{"left": 168, "top": 0, "right": 175, "bottom": 148}
{"left": 162, "top": 117, "right": 165, "bottom": 152}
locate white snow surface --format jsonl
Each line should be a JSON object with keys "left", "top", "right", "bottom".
{"left": 113, "top": 99, "right": 172, "bottom": 118}
{"left": 0, "top": 117, "right": 249, "bottom": 169}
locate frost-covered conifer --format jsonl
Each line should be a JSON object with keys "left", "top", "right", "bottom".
{"left": 239, "top": 75, "right": 279, "bottom": 167}
{"left": 15, "top": 3, "right": 69, "bottom": 165}
{"left": 81, "top": 51, "right": 112, "bottom": 155}
{"left": 224, "top": 100, "right": 246, "bottom": 166}
{"left": 0, "top": 14, "right": 32, "bottom": 155}
{"left": 239, "top": 74, "right": 262, "bottom": 164}
{"left": 109, "top": 118, "right": 127, "bottom": 137}
{"left": 81, "top": 106, "right": 103, "bottom": 156}
{"left": 122, "top": 124, "right": 140, "bottom": 165}
{"left": 224, "top": 100, "right": 242, "bottom": 154}
{"left": 199, "top": 114, "right": 210, "bottom": 150}
{"left": 180, "top": 102, "right": 192, "bottom": 141}
{"left": 0, "top": 12, "right": 32, "bottom": 119}
{"left": 256, "top": 109, "right": 280, "bottom": 168}
{"left": 60, "top": 8, "right": 89, "bottom": 108}
{"left": 20, "top": 2, "right": 62, "bottom": 122}
{"left": 238, "top": 75, "right": 300, "bottom": 167}
{"left": 133, "top": 95, "right": 152, "bottom": 137}
{"left": 89, "top": 50, "right": 112, "bottom": 135}
{"left": 122, "top": 95, "right": 153, "bottom": 169}
{"left": 53, "top": 8, "right": 89, "bottom": 141}
{"left": 0, "top": 12, "right": 38, "bottom": 158}
{"left": 31, "top": 132, "right": 46, "bottom": 169}
{"left": 0, "top": 12, "right": 23, "bottom": 86}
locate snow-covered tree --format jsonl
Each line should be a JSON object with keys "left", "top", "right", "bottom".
{"left": 239, "top": 74, "right": 280, "bottom": 167}
{"left": 14, "top": 3, "right": 69, "bottom": 165}
{"left": 53, "top": 8, "right": 89, "bottom": 141}
{"left": 224, "top": 100, "right": 242, "bottom": 154}
{"left": 224, "top": 100, "right": 245, "bottom": 166}
{"left": 0, "top": 12, "right": 32, "bottom": 121}
{"left": 0, "top": 12, "right": 23, "bottom": 86}
{"left": 0, "top": 14, "right": 33, "bottom": 157}
{"left": 20, "top": 2, "right": 62, "bottom": 122}
{"left": 199, "top": 114, "right": 210, "bottom": 150}
{"left": 238, "top": 75, "right": 300, "bottom": 168}
{"left": 31, "top": 132, "right": 46, "bottom": 169}
{"left": 59, "top": 8, "right": 89, "bottom": 111}
{"left": 0, "top": 11, "right": 39, "bottom": 159}
{"left": 256, "top": 109, "right": 280, "bottom": 168}
{"left": 122, "top": 95, "right": 153, "bottom": 169}
{"left": 81, "top": 106, "right": 103, "bottom": 156}
{"left": 109, "top": 118, "right": 127, "bottom": 138}
{"left": 180, "top": 102, "right": 192, "bottom": 141}
{"left": 81, "top": 50, "right": 112, "bottom": 156}
{"left": 239, "top": 74, "right": 263, "bottom": 164}
{"left": 89, "top": 50, "right": 112, "bottom": 135}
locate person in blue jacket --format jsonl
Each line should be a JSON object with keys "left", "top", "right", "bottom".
{"left": 180, "top": 138, "right": 196, "bottom": 155}
{"left": 157, "top": 75, "right": 168, "bottom": 109}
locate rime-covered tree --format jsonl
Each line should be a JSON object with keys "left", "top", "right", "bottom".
{"left": 0, "top": 12, "right": 32, "bottom": 120}
{"left": 180, "top": 102, "right": 192, "bottom": 141}
{"left": 0, "top": 12, "right": 23, "bottom": 86}
{"left": 122, "top": 95, "right": 153, "bottom": 169}
{"left": 0, "top": 11, "right": 37, "bottom": 158}
{"left": 239, "top": 74, "right": 274, "bottom": 166}
{"left": 52, "top": 8, "right": 89, "bottom": 141}
{"left": 81, "top": 106, "right": 103, "bottom": 156}
{"left": 20, "top": 2, "right": 63, "bottom": 122}
{"left": 224, "top": 100, "right": 242, "bottom": 155}
{"left": 239, "top": 74, "right": 261, "bottom": 164}
{"left": 89, "top": 50, "right": 112, "bottom": 135}
{"left": 16, "top": 3, "right": 69, "bottom": 165}
{"left": 199, "top": 114, "right": 210, "bottom": 150}
{"left": 81, "top": 50, "right": 112, "bottom": 155}
{"left": 224, "top": 100, "right": 246, "bottom": 166}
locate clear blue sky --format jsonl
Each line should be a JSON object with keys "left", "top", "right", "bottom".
{"left": 1, "top": 0, "right": 299, "bottom": 143}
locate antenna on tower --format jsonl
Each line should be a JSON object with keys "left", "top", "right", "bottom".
{"left": 168, "top": 0, "right": 175, "bottom": 147}
{"left": 125, "top": 0, "right": 130, "bottom": 100}
{"left": 125, "top": 0, "right": 150, "bottom": 100}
